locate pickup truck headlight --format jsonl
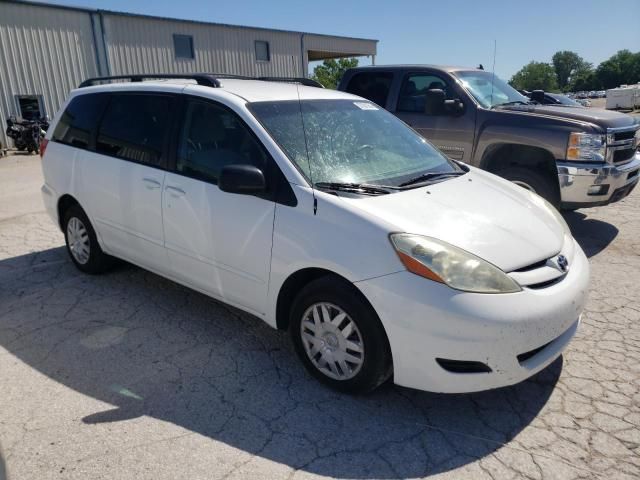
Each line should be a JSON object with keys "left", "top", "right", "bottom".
{"left": 566, "top": 132, "right": 606, "bottom": 162}
{"left": 390, "top": 234, "right": 522, "bottom": 294}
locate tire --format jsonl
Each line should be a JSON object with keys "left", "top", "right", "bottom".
{"left": 289, "top": 276, "right": 392, "bottom": 394}
{"left": 498, "top": 167, "right": 560, "bottom": 208}
{"left": 63, "top": 204, "right": 115, "bottom": 274}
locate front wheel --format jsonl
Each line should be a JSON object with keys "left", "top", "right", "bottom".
{"left": 498, "top": 167, "right": 560, "bottom": 208}
{"left": 289, "top": 276, "right": 392, "bottom": 394}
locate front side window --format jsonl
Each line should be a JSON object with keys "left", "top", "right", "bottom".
{"left": 455, "top": 70, "right": 530, "bottom": 108}
{"left": 250, "top": 99, "right": 458, "bottom": 187}
{"left": 173, "top": 34, "right": 194, "bottom": 59}
{"left": 177, "top": 99, "right": 268, "bottom": 184}
{"left": 255, "top": 41, "right": 270, "bottom": 62}
{"left": 397, "top": 74, "right": 455, "bottom": 113}
{"left": 52, "top": 94, "right": 108, "bottom": 149}
{"left": 96, "top": 94, "right": 170, "bottom": 166}
{"left": 344, "top": 72, "right": 394, "bottom": 107}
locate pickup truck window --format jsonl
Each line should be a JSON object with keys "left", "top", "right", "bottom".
{"left": 455, "top": 71, "right": 529, "bottom": 109}
{"left": 344, "top": 72, "right": 393, "bottom": 107}
{"left": 397, "top": 74, "right": 454, "bottom": 113}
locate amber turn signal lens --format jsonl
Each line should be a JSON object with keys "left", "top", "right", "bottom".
{"left": 396, "top": 251, "right": 444, "bottom": 283}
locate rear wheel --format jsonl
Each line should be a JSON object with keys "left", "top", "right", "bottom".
{"left": 63, "top": 205, "right": 115, "bottom": 274}
{"left": 289, "top": 276, "right": 392, "bottom": 394}
{"left": 498, "top": 167, "right": 560, "bottom": 208}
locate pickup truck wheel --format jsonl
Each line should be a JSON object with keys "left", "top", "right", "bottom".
{"left": 289, "top": 276, "right": 392, "bottom": 394}
{"left": 498, "top": 167, "right": 560, "bottom": 208}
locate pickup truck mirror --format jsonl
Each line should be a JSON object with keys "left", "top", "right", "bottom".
{"left": 425, "top": 89, "right": 445, "bottom": 115}
{"left": 530, "top": 90, "right": 545, "bottom": 103}
{"left": 444, "top": 99, "right": 465, "bottom": 116}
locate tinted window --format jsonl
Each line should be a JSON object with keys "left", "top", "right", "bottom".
{"left": 96, "top": 94, "right": 170, "bottom": 166}
{"left": 52, "top": 94, "right": 107, "bottom": 149}
{"left": 397, "top": 74, "right": 454, "bottom": 113}
{"left": 345, "top": 72, "right": 393, "bottom": 107}
{"left": 255, "top": 41, "right": 270, "bottom": 61}
{"left": 177, "top": 99, "right": 268, "bottom": 184}
{"left": 173, "top": 34, "right": 194, "bottom": 59}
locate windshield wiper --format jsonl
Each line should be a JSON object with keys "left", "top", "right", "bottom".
{"left": 314, "top": 182, "right": 394, "bottom": 195}
{"left": 491, "top": 100, "right": 532, "bottom": 109}
{"left": 398, "top": 171, "right": 465, "bottom": 188}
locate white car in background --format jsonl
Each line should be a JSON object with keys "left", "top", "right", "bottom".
{"left": 40, "top": 74, "right": 589, "bottom": 394}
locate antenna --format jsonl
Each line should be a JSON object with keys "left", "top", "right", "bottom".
{"left": 295, "top": 78, "right": 317, "bottom": 215}
{"left": 490, "top": 40, "right": 497, "bottom": 106}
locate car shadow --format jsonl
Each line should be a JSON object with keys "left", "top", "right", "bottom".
{"left": 563, "top": 210, "right": 618, "bottom": 258}
{"left": 0, "top": 247, "right": 562, "bottom": 479}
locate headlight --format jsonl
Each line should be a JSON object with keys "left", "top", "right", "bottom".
{"left": 567, "top": 132, "right": 606, "bottom": 162}
{"left": 390, "top": 234, "right": 522, "bottom": 294}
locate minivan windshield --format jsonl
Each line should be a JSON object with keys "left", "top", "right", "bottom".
{"left": 455, "top": 70, "right": 531, "bottom": 109}
{"left": 249, "top": 99, "right": 460, "bottom": 189}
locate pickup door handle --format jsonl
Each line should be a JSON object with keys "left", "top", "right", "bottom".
{"left": 142, "top": 178, "right": 162, "bottom": 190}
{"left": 165, "top": 185, "right": 186, "bottom": 197}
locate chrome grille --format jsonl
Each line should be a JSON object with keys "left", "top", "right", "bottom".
{"left": 607, "top": 125, "right": 639, "bottom": 164}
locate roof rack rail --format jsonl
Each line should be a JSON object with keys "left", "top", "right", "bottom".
{"left": 257, "top": 77, "right": 324, "bottom": 88}
{"left": 78, "top": 74, "right": 220, "bottom": 88}
{"left": 78, "top": 73, "right": 324, "bottom": 89}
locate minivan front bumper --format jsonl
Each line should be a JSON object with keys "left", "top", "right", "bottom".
{"left": 355, "top": 239, "right": 589, "bottom": 393}
{"left": 557, "top": 152, "right": 640, "bottom": 209}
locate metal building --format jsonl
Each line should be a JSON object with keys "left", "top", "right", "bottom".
{"left": 0, "top": 0, "right": 377, "bottom": 148}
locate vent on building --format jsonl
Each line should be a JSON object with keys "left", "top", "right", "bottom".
{"left": 173, "top": 34, "right": 194, "bottom": 59}
{"left": 255, "top": 40, "right": 270, "bottom": 62}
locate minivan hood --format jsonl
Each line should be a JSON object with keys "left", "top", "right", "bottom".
{"left": 339, "top": 169, "right": 565, "bottom": 272}
{"left": 501, "top": 105, "right": 636, "bottom": 130}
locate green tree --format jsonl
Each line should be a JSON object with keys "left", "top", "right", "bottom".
{"left": 311, "top": 58, "right": 359, "bottom": 89}
{"left": 552, "top": 51, "right": 590, "bottom": 90}
{"left": 595, "top": 50, "right": 640, "bottom": 89}
{"left": 509, "top": 62, "right": 559, "bottom": 92}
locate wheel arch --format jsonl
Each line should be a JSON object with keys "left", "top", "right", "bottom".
{"left": 480, "top": 142, "right": 557, "bottom": 175}
{"left": 57, "top": 194, "right": 81, "bottom": 230}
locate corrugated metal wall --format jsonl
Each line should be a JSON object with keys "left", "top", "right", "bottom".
{"left": 103, "top": 14, "right": 304, "bottom": 78}
{"left": 0, "top": 1, "right": 98, "bottom": 147}
{"left": 0, "top": 1, "right": 376, "bottom": 148}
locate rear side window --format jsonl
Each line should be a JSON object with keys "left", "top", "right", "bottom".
{"left": 344, "top": 72, "right": 394, "bottom": 107}
{"left": 52, "top": 94, "right": 107, "bottom": 149}
{"left": 96, "top": 94, "right": 171, "bottom": 166}
{"left": 176, "top": 99, "right": 268, "bottom": 184}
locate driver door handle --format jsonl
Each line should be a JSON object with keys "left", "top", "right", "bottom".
{"left": 165, "top": 185, "right": 186, "bottom": 197}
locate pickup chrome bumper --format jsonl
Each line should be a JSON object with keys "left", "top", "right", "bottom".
{"left": 557, "top": 152, "right": 640, "bottom": 209}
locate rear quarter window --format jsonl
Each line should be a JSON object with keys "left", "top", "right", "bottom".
{"left": 52, "top": 94, "right": 108, "bottom": 149}
{"left": 344, "top": 72, "right": 394, "bottom": 108}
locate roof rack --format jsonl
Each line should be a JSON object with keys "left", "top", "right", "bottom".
{"left": 78, "top": 74, "right": 220, "bottom": 88}
{"left": 257, "top": 77, "right": 324, "bottom": 88}
{"left": 78, "top": 74, "right": 324, "bottom": 89}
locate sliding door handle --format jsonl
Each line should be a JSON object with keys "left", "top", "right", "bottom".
{"left": 142, "top": 178, "right": 162, "bottom": 190}
{"left": 165, "top": 185, "right": 186, "bottom": 197}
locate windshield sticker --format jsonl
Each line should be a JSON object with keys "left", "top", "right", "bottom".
{"left": 353, "top": 102, "right": 379, "bottom": 110}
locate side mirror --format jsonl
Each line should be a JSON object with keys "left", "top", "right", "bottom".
{"left": 218, "top": 164, "right": 266, "bottom": 195}
{"left": 530, "top": 90, "right": 545, "bottom": 103}
{"left": 444, "top": 98, "right": 465, "bottom": 116}
{"left": 425, "top": 89, "right": 445, "bottom": 115}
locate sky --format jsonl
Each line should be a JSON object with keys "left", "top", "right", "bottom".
{"left": 45, "top": 0, "right": 640, "bottom": 80}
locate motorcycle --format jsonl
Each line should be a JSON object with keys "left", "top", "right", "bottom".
{"left": 5, "top": 116, "right": 49, "bottom": 154}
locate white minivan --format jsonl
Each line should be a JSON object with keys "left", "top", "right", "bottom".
{"left": 41, "top": 74, "right": 590, "bottom": 394}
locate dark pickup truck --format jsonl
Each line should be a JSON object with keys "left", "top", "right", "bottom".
{"left": 338, "top": 65, "right": 640, "bottom": 209}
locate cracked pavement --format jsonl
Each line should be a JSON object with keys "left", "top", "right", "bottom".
{"left": 0, "top": 152, "right": 638, "bottom": 480}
